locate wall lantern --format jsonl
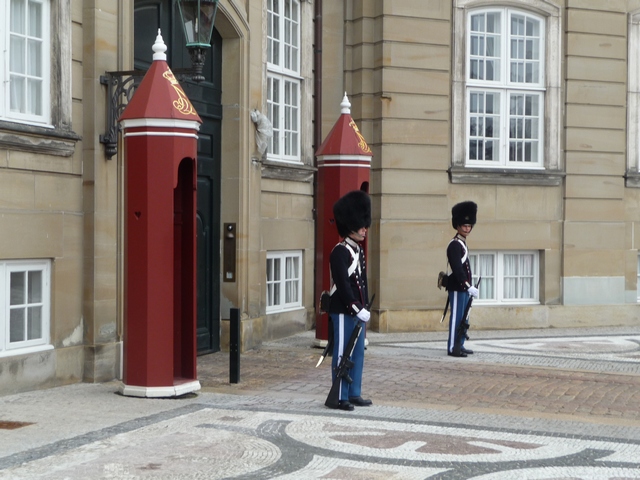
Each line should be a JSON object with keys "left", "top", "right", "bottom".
{"left": 177, "top": 0, "right": 219, "bottom": 83}
{"left": 99, "top": 0, "right": 219, "bottom": 158}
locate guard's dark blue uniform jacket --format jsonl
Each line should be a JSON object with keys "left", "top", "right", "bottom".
{"left": 328, "top": 237, "right": 368, "bottom": 315}
{"left": 447, "top": 234, "right": 472, "bottom": 292}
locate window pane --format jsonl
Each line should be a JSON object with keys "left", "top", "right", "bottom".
{"left": 484, "top": 140, "right": 494, "bottom": 160}
{"left": 509, "top": 13, "right": 541, "bottom": 85}
{"left": 11, "top": 0, "right": 26, "bottom": 34}
{"left": 10, "top": 308, "right": 26, "bottom": 342}
{"left": 28, "top": 38, "right": 42, "bottom": 76}
{"left": 28, "top": 79, "right": 43, "bottom": 115}
{"left": 267, "top": 283, "right": 274, "bottom": 307}
{"left": 267, "top": 258, "right": 274, "bottom": 281}
{"left": 526, "top": 17, "right": 539, "bottom": 37}
{"left": 268, "top": 0, "right": 280, "bottom": 66}
{"left": 471, "top": 36, "right": 479, "bottom": 56}
{"left": 285, "top": 280, "right": 293, "bottom": 303}
{"left": 469, "top": 139, "right": 478, "bottom": 160}
{"left": 285, "top": 256, "right": 296, "bottom": 279}
{"left": 470, "top": 116, "right": 478, "bottom": 136}
{"left": 471, "top": 253, "right": 495, "bottom": 300}
{"left": 11, "top": 271, "right": 26, "bottom": 305}
{"left": 286, "top": 255, "right": 300, "bottom": 304}
{"left": 471, "top": 13, "right": 484, "bottom": 32}
{"left": 519, "top": 254, "right": 534, "bottom": 298}
{"left": 28, "top": 306, "right": 43, "bottom": 340}
{"left": 486, "top": 92, "right": 498, "bottom": 114}
{"left": 486, "top": 12, "right": 499, "bottom": 33}
{"left": 469, "top": 12, "right": 501, "bottom": 82}
{"left": 28, "top": 270, "right": 42, "bottom": 302}
{"left": 10, "top": 76, "right": 25, "bottom": 112}
{"left": 268, "top": 77, "right": 280, "bottom": 155}
{"left": 486, "top": 60, "right": 495, "bottom": 81}
{"left": 486, "top": 36, "right": 497, "bottom": 56}
{"left": 502, "top": 253, "right": 536, "bottom": 299}
{"left": 511, "top": 14, "right": 524, "bottom": 36}
{"left": 28, "top": 0, "right": 42, "bottom": 37}
{"left": 469, "top": 91, "right": 500, "bottom": 162}
{"left": 509, "top": 93, "right": 541, "bottom": 163}
{"left": 273, "top": 258, "right": 281, "bottom": 281}
{"left": 480, "top": 255, "right": 495, "bottom": 294}
{"left": 283, "top": 0, "right": 300, "bottom": 72}
{"left": 485, "top": 117, "right": 494, "bottom": 137}
{"left": 10, "top": 36, "right": 26, "bottom": 73}
{"left": 503, "top": 254, "right": 517, "bottom": 298}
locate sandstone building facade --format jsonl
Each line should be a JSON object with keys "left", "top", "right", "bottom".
{"left": 1, "top": 0, "right": 639, "bottom": 394}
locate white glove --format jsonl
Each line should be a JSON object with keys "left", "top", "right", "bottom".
{"left": 356, "top": 309, "right": 371, "bottom": 323}
{"left": 468, "top": 286, "right": 479, "bottom": 298}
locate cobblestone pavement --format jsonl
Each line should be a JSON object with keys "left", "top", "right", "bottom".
{"left": 1, "top": 326, "right": 639, "bottom": 479}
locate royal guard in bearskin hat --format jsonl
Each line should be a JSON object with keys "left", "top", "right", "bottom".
{"left": 325, "top": 189, "right": 372, "bottom": 411}
{"left": 446, "top": 201, "right": 479, "bottom": 357}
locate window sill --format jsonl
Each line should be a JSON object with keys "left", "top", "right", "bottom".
{"left": 266, "top": 305, "right": 305, "bottom": 315}
{"left": 0, "top": 120, "right": 81, "bottom": 158}
{"left": 449, "top": 166, "right": 565, "bottom": 186}
{"left": 625, "top": 171, "right": 640, "bottom": 188}
{"left": 0, "top": 344, "right": 53, "bottom": 359}
{"left": 474, "top": 301, "right": 541, "bottom": 306}
{"left": 259, "top": 159, "right": 316, "bottom": 182}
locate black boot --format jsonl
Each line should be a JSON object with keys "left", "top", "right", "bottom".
{"left": 349, "top": 396, "right": 373, "bottom": 406}
{"left": 448, "top": 347, "right": 467, "bottom": 358}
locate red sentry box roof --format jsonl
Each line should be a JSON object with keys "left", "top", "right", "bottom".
{"left": 120, "top": 60, "right": 202, "bottom": 124}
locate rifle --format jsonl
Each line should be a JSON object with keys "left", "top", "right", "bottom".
{"left": 316, "top": 293, "right": 374, "bottom": 368}
{"left": 457, "top": 277, "right": 481, "bottom": 340}
{"left": 324, "top": 294, "right": 374, "bottom": 408}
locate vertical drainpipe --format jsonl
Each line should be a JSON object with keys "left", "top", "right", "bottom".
{"left": 313, "top": 0, "right": 323, "bottom": 326}
{"left": 314, "top": 0, "right": 323, "bottom": 150}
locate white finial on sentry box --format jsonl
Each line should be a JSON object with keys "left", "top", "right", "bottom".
{"left": 152, "top": 29, "right": 167, "bottom": 61}
{"left": 340, "top": 92, "right": 351, "bottom": 114}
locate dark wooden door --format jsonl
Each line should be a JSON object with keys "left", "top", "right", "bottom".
{"left": 134, "top": 0, "right": 222, "bottom": 354}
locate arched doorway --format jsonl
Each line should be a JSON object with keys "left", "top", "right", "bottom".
{"left": 134, "top": 0, "right": 221, "bottom": 354}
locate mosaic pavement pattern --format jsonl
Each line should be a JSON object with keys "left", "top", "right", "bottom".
{"left": 378, "top": 334, "right": 640, "bottom": 373}
{"left": 1, "top": 405, "right": 639, "bottom": 479}
{"left": 384, "top": 335, "right": 640, "bottom": 359}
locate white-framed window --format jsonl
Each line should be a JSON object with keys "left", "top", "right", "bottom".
{"left": 0, "top": 0, "right": 51, "bottom": 125}
{"left": 266, "top": 251, "right": 303, "bottom": 312}
{"left": 637, "top": 254, "right": 640, "bottom": 301}
{"left": 267, "top": 0, "right": 301, "bottom": 163}
{"left": 467, "top": 8, "right": 544, "bottom": 167}
{"left": 0, "top": 259, "right": 51, "bottom": 356}
{"left": 470, "top": 251, "right": 539, "bottom": 304}
{"left": 451, "top": 1, "right": 563, "bottom": 182}
{"left": 627, "top": 10, "right": 640, "bottom": 186}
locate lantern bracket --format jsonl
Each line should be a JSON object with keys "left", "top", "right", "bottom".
{"left": 99, "top": 68, "right": 194, "bottom": 159}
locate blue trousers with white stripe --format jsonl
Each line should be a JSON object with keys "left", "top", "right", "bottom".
{"left": 448, "top": 290, "right": 470, "bottom": 353}
{"left": 330, "top": 313, "right": 365, "bottom": 401}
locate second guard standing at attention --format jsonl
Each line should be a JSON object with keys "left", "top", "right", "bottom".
{"left": 326, "top": 190, "right": 372, "bottom": 411}
{"left": 446, "top": 201, "right": 479, "bottom": 358}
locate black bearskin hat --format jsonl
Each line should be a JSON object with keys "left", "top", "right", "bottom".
{"left": 451, "top": 201, "right": 477, "bottom": 229}
{"left": 333, "top": 190, "right": 371, "bottom": 237}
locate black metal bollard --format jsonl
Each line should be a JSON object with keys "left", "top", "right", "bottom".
{"left": 230, "top": 308, "right": 240, "bottom": 383}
